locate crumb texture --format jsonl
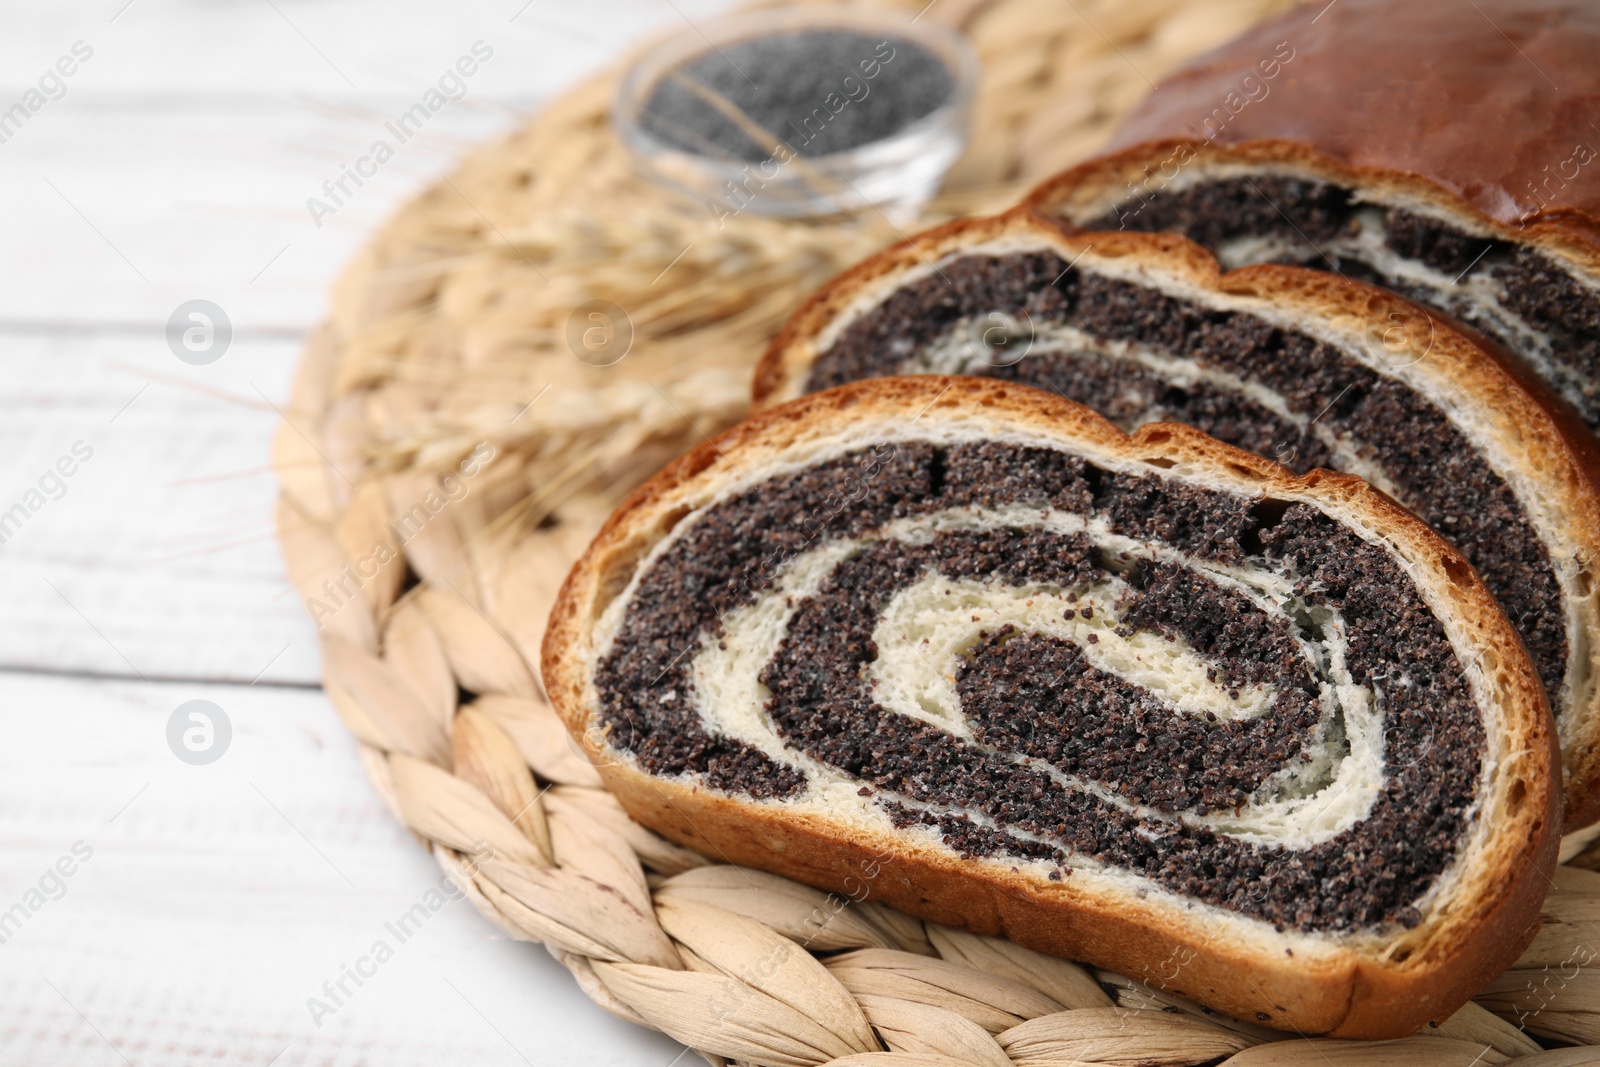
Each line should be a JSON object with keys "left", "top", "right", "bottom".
{"left": 595, "top": 442, "right": 1486, "bottom": 934}
{"left": 802, "top": 251, "right": 1569, "bottom": 711}
{"left": 1082, "top": 175, "right": 1600, "bottom": 434}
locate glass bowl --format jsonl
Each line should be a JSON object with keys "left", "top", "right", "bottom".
{"left": 613, "top": 6, "right": 978, "bottom": 222}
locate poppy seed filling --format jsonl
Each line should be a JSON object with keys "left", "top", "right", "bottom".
{"left": 1081, "top": 174, "right": 1600, "bottom": 434}
{"left": 594, "top": 442, "right": 1486, "bottom": 934}
{"left": 802, "top": 250, "right": 1569, "bottom": 710}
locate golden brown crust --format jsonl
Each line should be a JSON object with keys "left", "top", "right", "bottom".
{"left": 1023, "top": 137, "right": 1600, "bottom": 286}
{"left": 749, "top": 206, "right": 1600, "bottom": 833}
{"left": 542, "top": 375, "right": 1559, "bottom": 1040}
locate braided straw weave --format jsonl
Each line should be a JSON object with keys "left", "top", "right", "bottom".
{"left": 273, "top": 0, "right": 1600, "bottom": 1061}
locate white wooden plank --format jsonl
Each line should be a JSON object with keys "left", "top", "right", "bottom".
{"left": 0, "top": 332, "right": 321, "bottom": 685}
{"left": 0, "top": 0, "right": 718, "bottom": 98}
{"left": 0, "top": 3, "right": 748, "bottom": 1062}
{"left": 0, "top": 0, "right": 733, "bottom": 328}
{"left": 1, "top": 98, "right": 512, "bottom": 330}
{"left": 0, "top": 671, "right": 688, "bottom": 1066}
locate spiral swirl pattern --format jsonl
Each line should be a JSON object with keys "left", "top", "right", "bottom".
{"left": 594, "top": 439, "right": 1486, "bottom": 934}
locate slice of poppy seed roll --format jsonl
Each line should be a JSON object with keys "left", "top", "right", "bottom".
{"left": 1027, "top": 138, "right": 1600, "bottom": 441}
{"left": 752, "top": 209, "right": 1600, "bottom": 834}
{"left": 543, "top": 376, "right": 1557, "bottom": 1039}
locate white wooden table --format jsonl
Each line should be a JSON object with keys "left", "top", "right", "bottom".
{"left": 0, "top": 3, "right": 729, "bottom": 1063}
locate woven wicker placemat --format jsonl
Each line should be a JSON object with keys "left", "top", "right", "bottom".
{"left": 272, "top": 1, "right": 1600, "bottom": 1061}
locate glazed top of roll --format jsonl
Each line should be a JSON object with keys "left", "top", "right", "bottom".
{"left": 1106, "top": 0, "right": 1600, "bottom": 231}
